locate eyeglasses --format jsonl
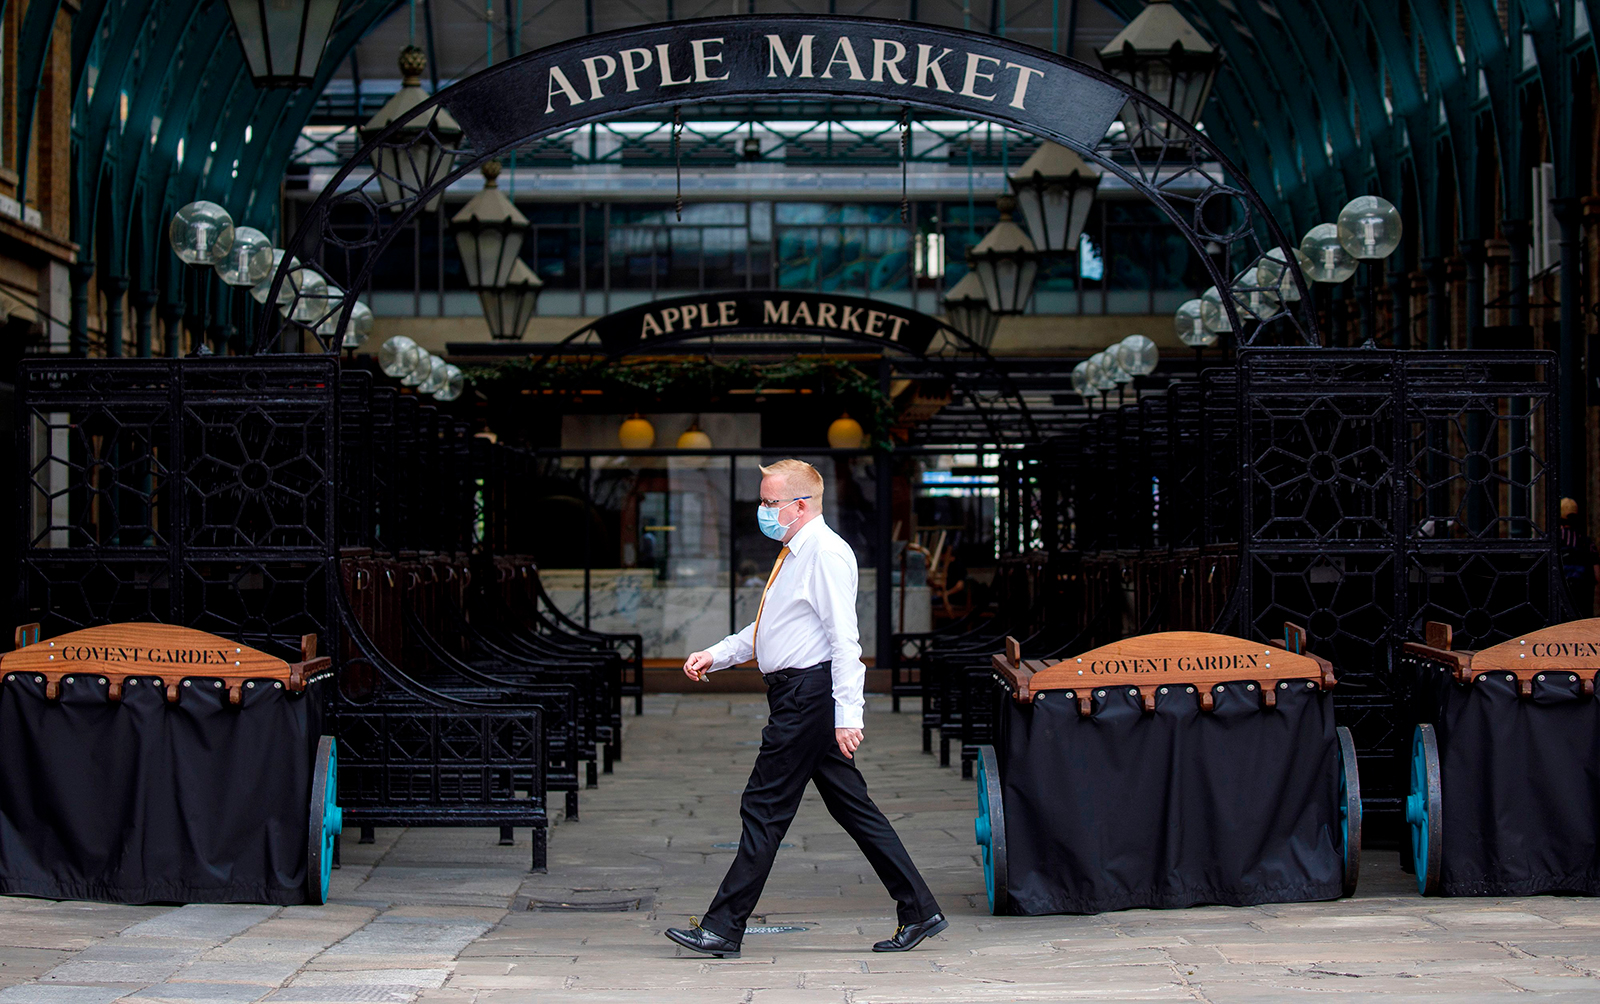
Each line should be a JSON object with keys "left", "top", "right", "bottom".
{"left": 758, "top": 495, "right": 812, "bottom": 508}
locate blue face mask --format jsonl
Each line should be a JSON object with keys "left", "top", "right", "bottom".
{"left": 757, "top": 498, "right": 805, "bottom": 541}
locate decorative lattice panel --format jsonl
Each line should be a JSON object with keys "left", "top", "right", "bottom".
{"left": 1232, "top": 349, "right": 1571, "bottom": 840}
{"left": 17, "top": 358, "right": 339, "bottom": 658}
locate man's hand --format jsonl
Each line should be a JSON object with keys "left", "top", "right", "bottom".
{"left": 836, "top": 728, "right": 863, "bottom": 759}
{"left": 683, "top": 651, "right": 713, "bottom": 682}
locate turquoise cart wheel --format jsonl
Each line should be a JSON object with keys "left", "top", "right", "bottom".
{"left": 1404, "top": 724, "right": 1442, "bottom": 896}
{"left": 1335, "top": 726, "right": 1362, "bottom": 897}
{"left": 973, "top": 744, "right": 1009, "bottom": 915}
{"left": 307, "top": 736, "right": 343, "bottom": 905}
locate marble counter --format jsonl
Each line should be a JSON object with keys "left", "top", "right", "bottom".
{"left": 541, "top": 568, "right": 931, "bottom": 659}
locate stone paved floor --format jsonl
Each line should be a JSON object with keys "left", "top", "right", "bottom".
{"left": 2, "top": 694, "right": 1600, "bottom": 1002}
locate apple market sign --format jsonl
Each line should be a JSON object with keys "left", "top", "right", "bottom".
{"left": 439, "top": 17, "right": 1128, "bottom": 160}
{"left": 573, "top": 290, "right": 954, "bottom": 356}
{"left": 267, "top": 16, "right": 1318, "bottom": 353}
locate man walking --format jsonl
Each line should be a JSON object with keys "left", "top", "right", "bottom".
{"left": 664, "top": 459, "right": 945, "bottom": 958}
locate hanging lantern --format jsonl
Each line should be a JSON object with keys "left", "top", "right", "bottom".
{"left": 214, "top": 226, "right": 274, "bottom": 286}
{"left": 223, "top": 0, "right": 340, "bottom": 88}
{"left": 1097, "top": 0, "right": 1223, "bottom": 146}
{"left": 1173, "top": 298, "right": 1216, "bottom": 347}
{"left": 1007, "top": 142, "right": 1101, "bottom": 253}
{"left": 452, "top": 161, "right": 529, "bottom": 289}
{"left": 169, "top": 202, "right": 234, "bottom": 265}
{"left": 941, "top": 271, "right": 999, "bottom": 349}
{"left": 677, "top": 420, "right": 712, "bottom": 449}
{"left": 478, "top": 258, "right": 544, "bottom": 341}
{"left": 359, "top": 46, "right": 463, "bottom": 213}
{"left": 619, "top": 414, "right": 656, "bottom": 449}
{"left": 828, "top": 414, "right": 866, "bottom": 449}
{"left": 967, "top": 195, "right": 1039, "bottom": 315}
{"left": 1337, "top": 195, "right": 1403, "bottom": 260}
{"left": 1115, "top": 334, "right": 1159, "bottom": 377}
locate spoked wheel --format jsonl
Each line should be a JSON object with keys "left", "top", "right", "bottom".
{"left": 1404, "top": 724, "right": 1442, "bottom": 896}
{"left": 973, "top": 744, "right": 1009, "bottom": 915}
{"left": 307, "top": 736, "right": 343, "bottom": 905}
{"left": 1335, "top": 726, "right": 1362, "bottom": 898}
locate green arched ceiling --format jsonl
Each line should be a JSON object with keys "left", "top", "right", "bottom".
{"left": 1100, "top": 0, "right": 1599, "bottom": 264}
{"left": 56, "top": 0, "right": 403, "bottom": 289}
{"left": 25, "top": 0, "right": 1600, "bottom": 293}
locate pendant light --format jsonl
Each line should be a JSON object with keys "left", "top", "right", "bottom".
{"left": 618, "top": 414, "right": 656, "bottom": 450}
{"left": 967, "top": 195, "right": 1039, "bottom": 315}
{"left": 478, "top": 259, "right": 544, "bottom": 340}
{"left": 1007, "top": 142, "right": 1101, "bottom": 254}
{"left": 452, "top": 160, "right": 529, "bottom": 289}
{"left": 359, "top": 46, "right": 462, "bottom": 213}
{"left": 677, "top": 419, "right": 712, "bottom": 449}
{"left": 941, "top": 271, "right": 999, "bottom": 349}
{"left": 224, "top": 0, "right": 340, "bottom": 88}
{"left": 1097, "top": 0, "right": 1222, "bottom": 146}
{"left": 828, "top": 413, "right": 865, "bottom": 449}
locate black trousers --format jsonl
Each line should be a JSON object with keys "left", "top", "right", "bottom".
{"left": 700, "top": 666, "right": 940, "bottom": 943}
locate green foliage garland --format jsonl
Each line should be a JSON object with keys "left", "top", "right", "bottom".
{"left": 466, "top": 356, "right": 894, "bottom": 448}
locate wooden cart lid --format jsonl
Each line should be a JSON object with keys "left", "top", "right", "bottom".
{"left": 1473, "top": 618, "right": 1600, "bottom": 670}
{"left": 1468, "top": 618, "right": 1600, "bottom": 696}
{"left": 1405, "top": 618, "right": 1600, "bottom": 696}
{"left": 2, "top": 623, "right": 327, "bottom": 703}
{"left": 1003, "top": 625, "right": 1335, "bottom": 715}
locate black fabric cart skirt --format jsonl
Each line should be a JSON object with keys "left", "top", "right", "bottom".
{"left": 0, "top": 674, "right": 325, "bottom": 905}
{"left": 1405, "top": 668, "right": 1600, "bottom": 896}
{"left": 999, "top": 682, "right": 1342, "bottom": 915}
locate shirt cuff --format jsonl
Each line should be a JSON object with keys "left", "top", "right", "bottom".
{"left": 703, "top": 641, "right": 732, "bottom": 672}
{"left": 834, "top": 704, "right": 864, "bottom": 729}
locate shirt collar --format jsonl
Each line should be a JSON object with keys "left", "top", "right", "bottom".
{"left": 786, "top": 514, "right": 826, "bottom": 555}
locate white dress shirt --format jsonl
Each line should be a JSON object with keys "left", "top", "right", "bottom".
{"left": 704, "top": 516, "right": 866, "bottom": 729}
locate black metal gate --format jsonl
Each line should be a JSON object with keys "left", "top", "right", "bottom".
{"left": 1226, "top": 349, "right": 1573, "bottom": 839}
{"left": 15, "top": 357, "right": 339, "bottom": 658}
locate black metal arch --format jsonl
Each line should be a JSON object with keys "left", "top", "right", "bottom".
{"left": 258, "top": 14, "right": 1320, "bottom": 356}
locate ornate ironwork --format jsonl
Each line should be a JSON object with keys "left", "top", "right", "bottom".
{"left": 256, "top": 15, "right": 1319, "bottom": 363}
{"left": 1221, "top": 348, "right": 1571, "bottom": 841}
{"left": 17, "top": 357, "right": 339, "bottom": 658}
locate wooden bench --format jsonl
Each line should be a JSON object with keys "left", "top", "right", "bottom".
{"left": 3, "top": 623, "right": 331, "bottom": 705}
{"left": 992, "top": 623, "right": 1338, "bottom": 715}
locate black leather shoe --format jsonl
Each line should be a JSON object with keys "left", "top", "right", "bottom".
{"left": 872, "top": 913, "right": 948, "bottom": 952}
{"left": 665, "top": 923, "right": 741, "bottom": 958}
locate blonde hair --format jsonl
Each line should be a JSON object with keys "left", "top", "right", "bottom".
{"left": 759, "top": 459, "right": 825, "bottom": 500}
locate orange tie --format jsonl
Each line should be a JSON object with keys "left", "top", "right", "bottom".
{"left": 751, "top": 546, "right": 791, "bottom": 657}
